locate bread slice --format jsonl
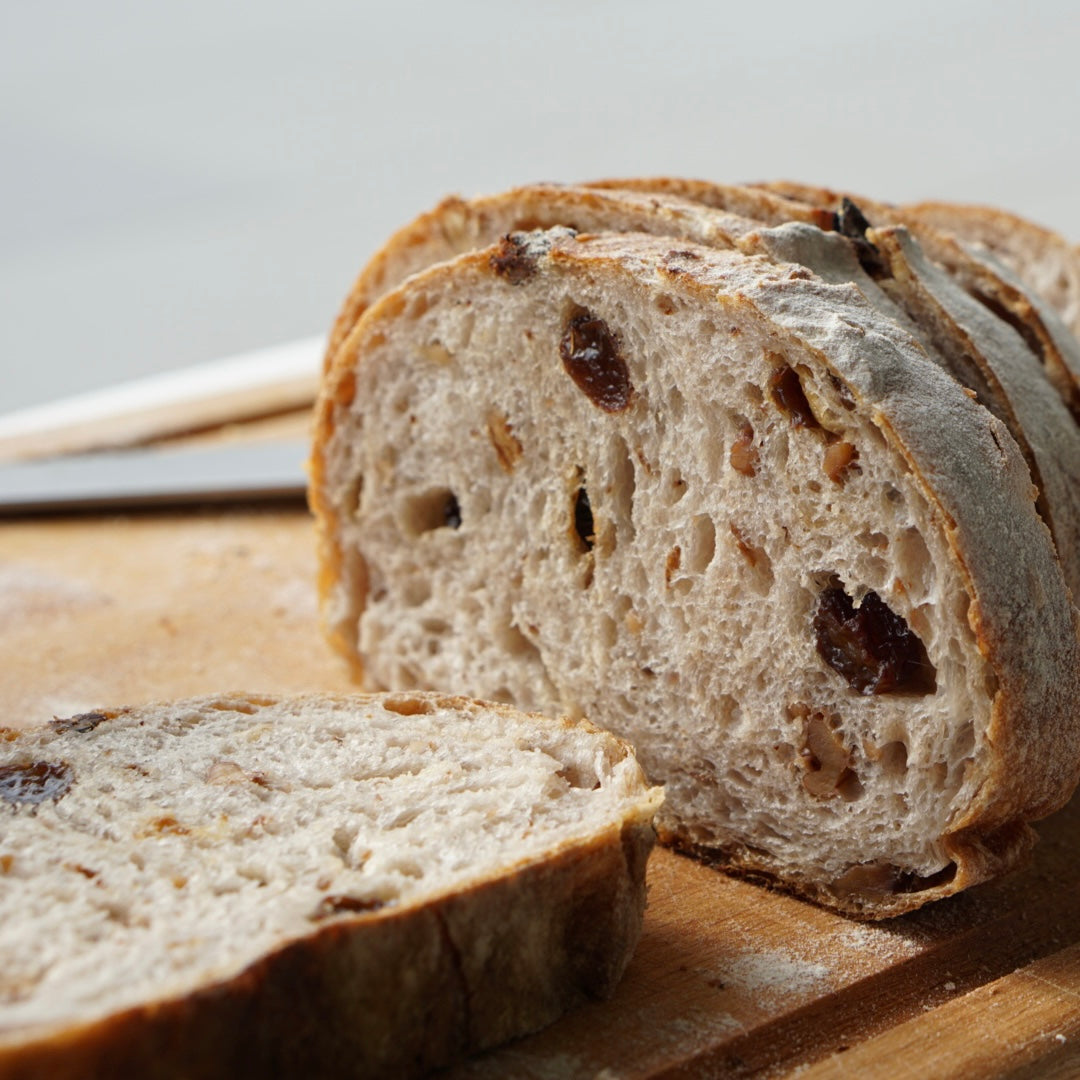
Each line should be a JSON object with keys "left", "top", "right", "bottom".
{"left": 322, "top": 181, "right": 1080, "bottom": 603}
{"left": 311, "top": 228, "right": 1080, "bottom": 918}
{"left": 899, "top": 200, "right": 1080, "bottom": 343}
{"left": 0, "top": 692, "right": 660, "bottom": 1077}
{"left": 322, "top": 183, "right": 764, "bottom": 372}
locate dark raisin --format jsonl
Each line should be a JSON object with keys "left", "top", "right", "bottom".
{"left": 0, "top": 761, "right": 73, "bottom": 807}
{"left": 311, "top": 895, "right": 389, "bottom": 920}
{"left": 50, "top": 711, "right": 110, "bottom": 734}
{"left": 831, "top": 198, "right": 890, "bottom": 280}
{"left": 443, "top": 494, "right": 462, "bottom": 529}
{"left": 768, "top": 365, "right": 821, "bottom": 429}
{"left": 813, "top": 582, "right": 936, "bottom": 695}
{"left": 574, "top": 487, "right": 594, "bottom": 550}
{"left": 559, "top": 312, "right": 633, "bottom": 412}
{"left": 489, "top": 234, "right": 538, "bottom": 285}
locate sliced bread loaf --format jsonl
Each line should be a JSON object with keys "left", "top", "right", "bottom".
{"left": 311, "top": 228, "right": 1080, "bottom": 918}
{"left": 322, "top": 181, "right": 1080, "bottom": 609}
{"left": 0, "top": 692, "right": 660, "bottom": 1078}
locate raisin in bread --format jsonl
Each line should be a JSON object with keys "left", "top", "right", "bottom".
{"left": 321, "top": 183, "right": 1080, "bottom": 601}
{"left": 0, "top": 692, "right": 660, "bottom": 1078}
{"left": 311, "top": 228, "right": 1080, "bottom": 918}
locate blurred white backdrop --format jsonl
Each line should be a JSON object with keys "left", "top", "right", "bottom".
{"left": 3, "top": 0, "right": 1078, "bottom": 411}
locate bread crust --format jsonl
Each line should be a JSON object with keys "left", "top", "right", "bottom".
{"left": 747, "top": 179, "right": 1080, "bottom": 407}
{"left": 312, "top": 230, "right": 1080, "bottom": 917}
{"left": 0, "top": 692, "right": 659, "bottom": 1077}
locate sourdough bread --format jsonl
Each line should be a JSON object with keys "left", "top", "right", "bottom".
{"left": 0, "top": 692, "right": 660, "bottom": 1078}
{"left": 311, "top": 228, "right": 1080, "bottom": 917}
{"left": 323, "top": 182, "right": 1080, "bottom": 602}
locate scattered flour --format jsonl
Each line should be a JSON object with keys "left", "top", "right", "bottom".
{"left": 0, "top": 565, "right": 108, "bottom": 622}
{"left": 722, "top": 949, "right": 832, "bottom": 1006}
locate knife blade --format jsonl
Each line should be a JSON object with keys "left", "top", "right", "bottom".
{"left": 0, "top": 438, "right": 309, "bottom": 515}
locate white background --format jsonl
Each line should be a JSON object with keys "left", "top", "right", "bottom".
{"left": 3, "top": 0, "right": 1078, "bottom": 412}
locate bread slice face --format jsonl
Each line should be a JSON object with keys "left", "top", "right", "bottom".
{"left": 312, "top": 229, "right": 1080, "bottom": 918}
{"left": 322, "top": 183, "right": 763, "bottom": 372}
{"left": 0, "top": 692, "right": 660, "bottom": 1077}
{"left": 322, "top": 183, "right": 1080, "bottom": 601}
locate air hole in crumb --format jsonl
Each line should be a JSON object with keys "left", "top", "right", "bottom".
{"left": 557, "top": 762, "right": 599, "bottom": 789}
{"left": 685, "top": 515, "right": 717, "bottom": 574}
{"left": 574, "top": 486, "right": 595, "bottom": 551}
{"left": 608, "top": 434, "right": 636, "bottom": 542}
{"left": 400, "top": 578, "right": 432, "bottom": 608}
{"left": 744, "top": 382, "right": 764, "bottom": 408}
{"left": 798, "top": 711, "right": 863, "bottom": 802}
{"left": 347, "top": 474, "right": 365, "bottom": 517}
{"left": 879, "top": 741, "right": 909, "bottom": 778}
{"left": 311, "top": 895, "right": 391, "bottom": 920}
{"left": 664, "top": 471, "right": 688, "bottom": 506}
{"left": 402, "top": 489, "right": 461, "bottom": 535}
{"left": 496, "top": 620, "right": 541, "bottom": 659}
{"left": 667, "top": 385, "right": 686, "bottom": 425}
{"left": 655, "top": 293, "right": 678, "bottom": 315}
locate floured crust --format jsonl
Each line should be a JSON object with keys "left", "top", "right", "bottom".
{"left": 0, "top": 691, "right": 660, "bottom": 1076}
{"left": 749, "top": 179, "right": 1080, "bottom": 403}
{"left": 312, "top": 229, "right": 1080, "bottom": 917}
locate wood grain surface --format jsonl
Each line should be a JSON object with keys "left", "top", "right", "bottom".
{"left": 2, "top": 490, "right": 1079, "bottom": 1077}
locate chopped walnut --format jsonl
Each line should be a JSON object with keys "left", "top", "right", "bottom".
{"left": 487, "top": 412, "right": 523, "bottom": 472}
{"left": 730, "top": 422, "right": 759, "bottom": 477}
{"left": 798, "top": 711, "right": 862, "bottom": 801}
{"left": 665, "top": 546, "right": 682, "bottom": 586}
{"left": 823, "top": 440, "right": 858, "bottom": 483}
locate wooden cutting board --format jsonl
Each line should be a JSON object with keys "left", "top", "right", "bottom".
{"left": 3, "top": 494, "right": 1079, "bottom": 1078}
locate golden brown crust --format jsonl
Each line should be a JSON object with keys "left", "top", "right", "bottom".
{"left": 0, "top": 821, "right": 653, "bottom": 1079}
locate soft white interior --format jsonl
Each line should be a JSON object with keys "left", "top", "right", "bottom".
{"left": 0, "top": 694, "right": 655, "bottom": 1034}
{"left": 323, "top": 248, "right": 992, "bottom": 896}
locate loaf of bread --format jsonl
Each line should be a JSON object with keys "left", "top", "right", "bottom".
{"left": 0, "top": 692, "right": 660, "bottom": 1077}
{"left": 311, "top": 224, "right": 1080, "bottom": 917}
